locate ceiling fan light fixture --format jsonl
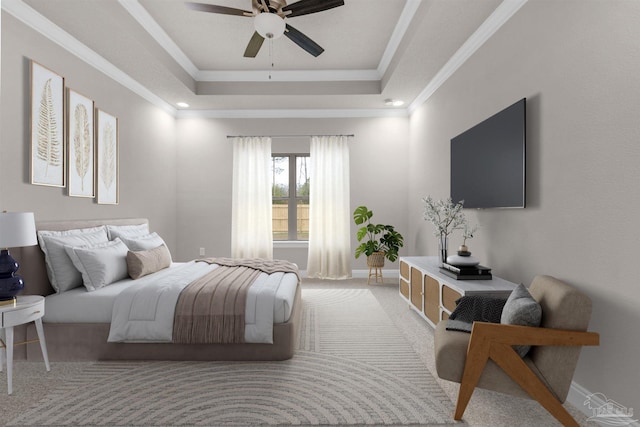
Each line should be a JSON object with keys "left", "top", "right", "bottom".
{"left": 254, "top": 13, "right": 286, "bottom": 39}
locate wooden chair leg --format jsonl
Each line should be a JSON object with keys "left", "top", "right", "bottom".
{"left": 490, "top": 343, "right": 579, "bottom": 427}
{"left": 454, "top": 335, "right": 491, "bottom": 420}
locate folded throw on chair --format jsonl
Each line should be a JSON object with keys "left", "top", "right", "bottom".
{"left": 446, "top": 295, "right": 508, "bottom": 333}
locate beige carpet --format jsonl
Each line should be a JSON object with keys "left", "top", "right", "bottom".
{"left": 2, "top": 285, "right": 453, "bottom": 426}
{"left": 0, "top": 278, "right": 595, "bottom": 426}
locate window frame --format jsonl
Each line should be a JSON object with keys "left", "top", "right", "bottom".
{"left": 271, "top": 153, "right": 310, "bottom": 241}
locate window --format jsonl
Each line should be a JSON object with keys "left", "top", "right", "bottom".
{"left": 271, "top": 154, "right": 310, "bottom": 241}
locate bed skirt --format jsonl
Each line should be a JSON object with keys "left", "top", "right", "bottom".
{"left": 25, "top": 286, "right": 301, "bottom": 362}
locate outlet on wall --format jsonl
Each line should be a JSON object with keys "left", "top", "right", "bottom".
{"left": 199, "top": 247, "right": 205, "bottom": 256}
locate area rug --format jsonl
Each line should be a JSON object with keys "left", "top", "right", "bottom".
{"left": 7, "top": 288, "right": 454, "bottom": 426}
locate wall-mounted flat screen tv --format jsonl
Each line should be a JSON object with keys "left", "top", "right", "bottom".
{"left": 450, "top": 98, "right": 526, "bottom": 209}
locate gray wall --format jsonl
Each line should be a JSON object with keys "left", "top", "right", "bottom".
{"left": 0, "top": 12, "right": 178, "bottom": 251}
{"left": 175, "top": 116, "right": 410, "bottom": 270}
{"left": 4, "top": 0, "right": 637, "bottom": 411}
{"left": 408, "top": 0, "right": 640, "bottom": 411}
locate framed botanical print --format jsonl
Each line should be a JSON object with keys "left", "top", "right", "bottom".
{"left": 67, "top": 89, "right": 95, "bottom": 197}
{"left": 96, "top": 109, "right": 118, "bottom": 205}
{"left": 30, "top": 61, "right": 65, "bottom": 187}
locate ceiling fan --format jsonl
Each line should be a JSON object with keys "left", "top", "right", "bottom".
{"left": 185, "top": 0, "right": 345, "bottom": 58}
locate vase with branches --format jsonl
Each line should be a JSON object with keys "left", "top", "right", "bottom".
{"left": 422, "top": 196, "right": 467, "bottom": 265}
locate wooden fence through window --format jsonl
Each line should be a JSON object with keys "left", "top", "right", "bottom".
{"left": 273, "top": 204, "right": 309, "bottom": 239}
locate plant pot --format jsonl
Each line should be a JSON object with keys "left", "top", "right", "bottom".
{"left": 367, "top": 251, "right": 385, "bottom": 268}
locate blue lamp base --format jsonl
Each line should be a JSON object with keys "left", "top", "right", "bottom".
{"left": 0, "top": 249, "right": 24, "bottom": 301}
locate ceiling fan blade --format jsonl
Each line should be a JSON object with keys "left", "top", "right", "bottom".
{"left": 185, "top": 2, "right": 252, "bottom": 16}
{"left": 244, "top": 31, "right": 265, "bottom": 58}
{"left": 284, "top": 24, "right": 324, "bottom": 57}
{"left": 282, "top": 0, "right": 344, "bottom": 17}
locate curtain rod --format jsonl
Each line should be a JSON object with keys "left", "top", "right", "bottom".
{"left": 226, "top": 134, "right": 354, "bottom": 139}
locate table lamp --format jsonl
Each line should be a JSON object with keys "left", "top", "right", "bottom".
{"left": 0, "top": 212, "right": 37, "bottom": 304}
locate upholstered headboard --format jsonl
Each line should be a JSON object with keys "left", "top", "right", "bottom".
{"left": 16, "top": 218, "right": 149, "bottom": 296}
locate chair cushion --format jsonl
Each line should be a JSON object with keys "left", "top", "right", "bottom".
{"left": 434, "top": 321, "right": 534, "bottom": 399}
{"left": 501, "top": 284, "right": 542, "bottom": 357}
{"left": 527, "top": 275, "right": 592, "bottom": 402}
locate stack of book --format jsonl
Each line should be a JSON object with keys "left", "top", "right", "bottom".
{"left": 440, "top": 263, "right": 492, "bottom": 280}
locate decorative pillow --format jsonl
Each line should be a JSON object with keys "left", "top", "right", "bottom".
{"left": 126, "top": 244, "right": 172, "bottom": 280}
{"left": 120, "top": 233, "right": 171, "bottom": 258}
{"left": 501, "top": 284, "right": 542, "bottom": 357}
{"left": 37, "top": 226, "right": 109, "bottom": 293}
{"left": 106, "top": 223, "right": 149, "bottom": 241}
{"left": 64, "top": 238, "right": 129, "bottom": 292}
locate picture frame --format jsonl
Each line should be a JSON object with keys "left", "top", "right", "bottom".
{"left": 67, "top": 89, "right": 95, "bottom": 197}
{"left": 30, "top": 61, "right": 65, "bottom": 187}
{"left": 96, "top": 109, "right": 118, "bottom": 205}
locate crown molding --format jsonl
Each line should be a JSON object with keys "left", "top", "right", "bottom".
{"left": 377, "top": 0, "right": 421, "bottom": 77}
{"left": 408, "top": 0, "right": 528, "bottom": 114}
{"left": 196, "top": 69, "right": 380, "bottom": 82}
{"left": 1, "top": 0, "right": 176, "bottom": 115}
{"left": 118, "top": 0, "right": 198, "bottom": 78}
{"left": 176, "top": 108, "right": 409, "bottom": 119}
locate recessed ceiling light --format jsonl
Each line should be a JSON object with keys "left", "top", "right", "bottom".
{"left": 177, "top": 102, "right": 189, "bottom": 108}
{"left": 384, "top": 98, "right": 404, "bottom": 107}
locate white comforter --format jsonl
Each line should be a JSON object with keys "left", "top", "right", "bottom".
{"left": 107, "top": 261, "right": 293, "bottom": 344}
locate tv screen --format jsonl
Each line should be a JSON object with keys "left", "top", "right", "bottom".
{"left": 450, "top": 98, "right": 526, "bottom": 209}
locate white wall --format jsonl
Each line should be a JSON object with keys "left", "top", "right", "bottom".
{"left": 175, "top": 116, "right": 410, "bottom": 270}
{"left": 408, "top": 0, "right": 640, "bottom": 412}
{"left": 0, "top": 12, "right": 178, "bottom": 250}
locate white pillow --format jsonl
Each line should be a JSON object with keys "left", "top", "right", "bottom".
{"left": 106, "top": 223, "right": 149, "bottom": 240}
{"left": 37, "top": 226, "right": 109, "bottom": 293}
{"left": 64, "top": 238, "right": 129, "bottom": 292}
{"left": 120, "top": 232, "right": 171, "bottom": 257}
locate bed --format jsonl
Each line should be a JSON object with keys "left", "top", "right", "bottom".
{"left": 19, "top": 218, "right": 301, "bottom": 361}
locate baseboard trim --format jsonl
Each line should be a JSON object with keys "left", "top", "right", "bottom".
{"left": 299, "top": 270, "right": 399, "bottom": 280}
{"left": 567, "top": 381, "right": 639, "bottom": 426}
{"left": 352, "top": 269, "right": 399, "bottom": 279}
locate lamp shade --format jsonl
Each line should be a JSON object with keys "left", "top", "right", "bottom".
{"left": 0, "top": 212, "right": 37, "bottom": 248}
{"left": 254, "top": 13, "right": 286, "bottom": 39}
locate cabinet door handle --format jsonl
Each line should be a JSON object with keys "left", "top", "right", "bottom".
{"left": 32, "top": 310, "right": 41, "bottom": 315}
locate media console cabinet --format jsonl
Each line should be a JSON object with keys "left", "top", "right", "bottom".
{"left": 399, "top": 256, "right": 518, "bottom": 327}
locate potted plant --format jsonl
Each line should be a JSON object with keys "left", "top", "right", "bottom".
{"left": 459, "top": 223, "right": 478, "bottom": 256}
{"left": 353, "top": 206, "right": 404, "bottom": 267}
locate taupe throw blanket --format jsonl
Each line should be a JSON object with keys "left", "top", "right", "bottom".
{"left": 199, "top": 257, "right": 300, "bottom": 282}
{"left": 173, "top": 258, "right": 299, "bottom": 344}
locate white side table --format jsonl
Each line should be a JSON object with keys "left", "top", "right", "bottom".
{"left": 0, "top": 295, "right": 50, "bottom": 394}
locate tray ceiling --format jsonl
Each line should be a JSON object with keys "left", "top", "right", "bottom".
{"left": 5, "top": 0, "right": 520, "bottom": 116}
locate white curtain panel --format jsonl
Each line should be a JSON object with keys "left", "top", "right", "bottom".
{"left": 307, "top": 135, "right": 352, "bottom": 279}
{"left": 231, "top": 136, "right": 273, "bottom": 259}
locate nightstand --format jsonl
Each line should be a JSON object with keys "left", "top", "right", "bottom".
{"left": 0, "top": 295, "right": 50, "bottom": 395}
